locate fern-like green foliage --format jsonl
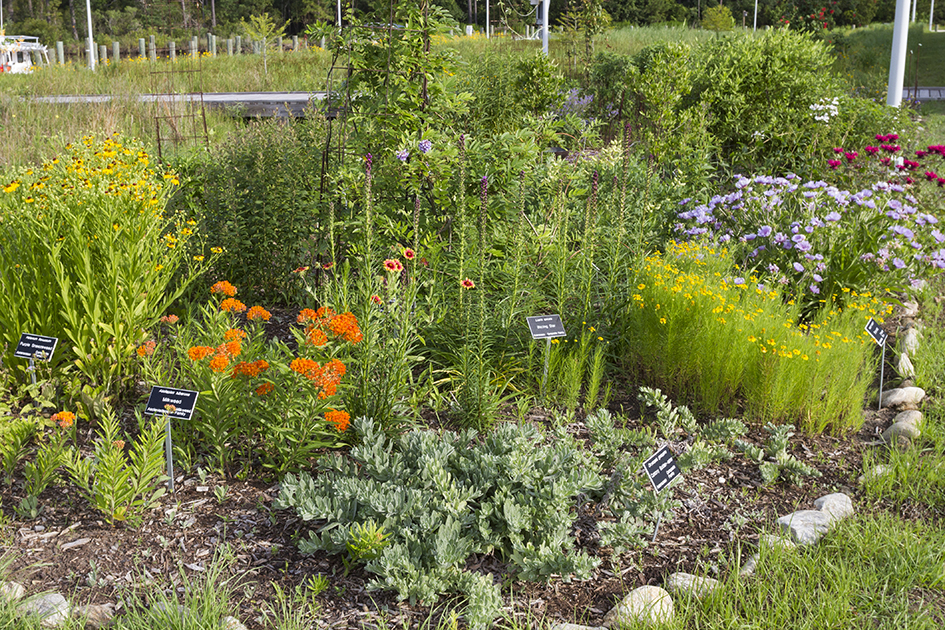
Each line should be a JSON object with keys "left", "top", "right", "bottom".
{"left": 276, "top": 418, "right": 605, "bottom": 629}
{"left": 677, "top": 440, "right": 733, "bottom": 472}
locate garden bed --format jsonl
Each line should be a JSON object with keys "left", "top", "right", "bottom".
{"left": 1, "top": 383, "right": 917, "bottom": 629}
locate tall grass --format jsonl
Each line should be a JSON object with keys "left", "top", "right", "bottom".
{"left": 616, "top": 241, "right": 886, "bottom": 432}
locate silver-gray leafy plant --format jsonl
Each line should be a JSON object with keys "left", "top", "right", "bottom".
{"left": 276, "top": 417, "right": 626, "bottom": 628}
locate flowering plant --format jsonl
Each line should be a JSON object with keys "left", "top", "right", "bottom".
{"left": 675, "top": 168, "right": 943, "bottom": 315}
{"left": 0, "top": 134, "right": 214, "bottom": 394}
{"left": 140, "top": 285, "right": 359, "bottom": 476}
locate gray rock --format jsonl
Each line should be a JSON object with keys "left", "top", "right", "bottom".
{"left": 550, "top": 624, "right": 607, "bottom": 630}
{"left": 0, "top": 582, "right": 25, "bottom": 602}
{"left": 902, "top": 300, "right": 919, "bottom": 318}
{"left": 879, "top": 387, "right": 925, "bottom": 410}
{"left": 777, "top": 510, "right": 832, "bottom": 545}
{"left": 739, "top": 554, "right": 759, "bottom": 577}
{"left": 893, "top": 410, "right": 923, "bottom": 427}
{"left": 858, "top": 465, "right": 890, "bottom": 485}
{"left": 901, "top": 328, "right": 920, "bottom": 354}
{"left": 73, "top": 603, "right": 115, "bottom": 629}
{"left": 813, "top": 493, "right": 854, "bottom": 523}
{"left": 665, "top": 572, "right": 719, "bottom": 599}
{"left": 882, "top": 421, "right": 921, "bottom": 443}
{"left": 221, "top": 616, "right": 249, "bottom": 630}
{"left": 759, "top": 534, "right": 796, "bottom": 551}
{"left": 603, "top": 586, "right": 674, "bottom": 628}
{"left": 896, "top": 352, "right": 915, "bottom": 378}
{"left": 19, "top": 593, "right": 70, "bottom": 628}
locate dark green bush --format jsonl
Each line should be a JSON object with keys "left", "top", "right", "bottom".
{"left": 198, "top": 116, "right": 328, "bottom": 303}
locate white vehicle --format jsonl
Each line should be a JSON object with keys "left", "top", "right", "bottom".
{"left": 0, "top": 35, "right": 50, "bottom": 74}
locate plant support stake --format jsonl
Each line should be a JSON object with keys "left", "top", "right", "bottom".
{"left": 165, "top": 411, "right": 175, "bottom": 493}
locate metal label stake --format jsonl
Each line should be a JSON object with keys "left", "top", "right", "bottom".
{"left": 865, "top": 318, "right": 889, "bottom": 411}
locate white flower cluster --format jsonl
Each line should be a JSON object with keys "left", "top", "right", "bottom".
{"left": 810, "top": 97, "right": 840, "bottom": 123}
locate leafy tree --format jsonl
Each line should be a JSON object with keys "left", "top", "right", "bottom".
{"left": 702, "top": 3, "right": 734, "bottom": 30}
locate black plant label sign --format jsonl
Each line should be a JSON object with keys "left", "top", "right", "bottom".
{"left": 643, "top": 445, "right": 681, "bottom": 494}
{"left": 145, "top": 386, "right": 199, "bottom": 421}
{"left": 526, "top": 314, "right": 567, "bottom": 340}
{"left": 14, "top": 333, "right": 59, "bottom": 361}
{"left": 865, "top": 318, "right": 888, "bottom": 347}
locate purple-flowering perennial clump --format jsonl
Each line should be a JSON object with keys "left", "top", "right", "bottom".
{"left": 675, "top": 172, "right": 944, "bottom": 311}
{"left": 418, "top": 139, "right": 432, "bottom": 154}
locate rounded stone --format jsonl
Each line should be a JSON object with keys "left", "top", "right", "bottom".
{"left": 893, "top": 410, "right": 923, "bottom": 428}
{"left": 813, "top": 493, "right": 854, "bottom": 523}
{"left": 879, "top": 387, "right": 925, "bottom": 410}
{"left": 603, "top": 585, "right": 674, "bottom": 628}
{"left": 665, "top": 572, "right": 719, "bottom": 599}
{"left": 882, "top": 421, "right": 921, "bottom": 443}
{"left": 0, "top": 582, "right": 26, "bottom": 603}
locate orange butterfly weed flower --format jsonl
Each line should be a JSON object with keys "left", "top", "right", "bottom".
{"left": 223, "top": 328, "right": 247, "bottom": 342}
{"left": 329, "top": 312, "right": 363, "bottom": 343}
{"left": 220, "top": 298, "right": 247, "bottom": 313}
{"left": 188, "top": 346, "right": 214, "bottom": 361}
{"left": 136, "top": 340, "right": 156, "bottom": 357}
{"left": 306, "top": 326, "right": 328, "bottom": 346}
{"left": 255, "top": 382, "right": 274, "bottom": 396}
{"left": 231, "top": 359, "right": 269, "bottom": 378}
{"left": 209, "top": 354, "right": 230, "bottom": 372}
{"left": 247, "top": 305, "right": 271, "bottom": 321}
{"left": 52, "top": 411, "right": 75, "bottom": 429}
{"left": 297, "top": 308, "right": 318, "bottom": 324}
{"left": 160, "top": 314, "right": 179, "bottom": 324}
{"left": 113, "top": 440, "right": 125, "bottom": 450}
{"left": 210, "top": 281, "right": 238, "bottom": 296}
{"left": 290, "top": 357, "right": 319, "bottom": 377}
{"left": 325, "top": 409, "right": 350, "bottom": 432}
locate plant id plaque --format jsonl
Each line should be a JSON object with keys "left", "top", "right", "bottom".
{"left": 145, "top": 386, "right": 199, "bottom": 493}
{"left": 526, "top": 315, "right": 567, "bottom": 398}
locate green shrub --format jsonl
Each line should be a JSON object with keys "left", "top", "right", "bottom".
{"left": 197, "top": 117, "right": 328, "bottom": 304}
{"left": 701, "top": 5, "right": 735, "bottom": 31}
{"left": 686, "top": 29, "right": 845, "bottom": 174}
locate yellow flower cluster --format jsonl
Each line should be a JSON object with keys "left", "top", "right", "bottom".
{"left": 633, "top": 241, "right": 890, "bottom": 363}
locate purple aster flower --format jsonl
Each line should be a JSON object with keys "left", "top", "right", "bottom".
{"left": 758, "top": 225, "right": 772, "bottom": 237}
{"left": 795, "top": 241, "right": 812, "bottom": 252}
{"left": 767, "top": 263, "right": 780, "bottom": 274}
{"left": 733, "top": 277, "right": 745, "bottom": 285}
{"left": 813, "top": 273, "right": 823, "bottom": 282}
{"left": 824, "top": 211, "right": 841, "bottom": 222}
{"left": 932, "top": 229, "right": 945, "bottom": 244}
{"left": 893, "top": 258, "right": 906, "bottom": 269}
{"left": 816, "top": 262, "right": 827, "bottom": 272}
{"left": 809, "top": 284, "right": 820, "bottom": 294}
{"left": 793, "top": 262, "right": 804, "bottom": 273}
